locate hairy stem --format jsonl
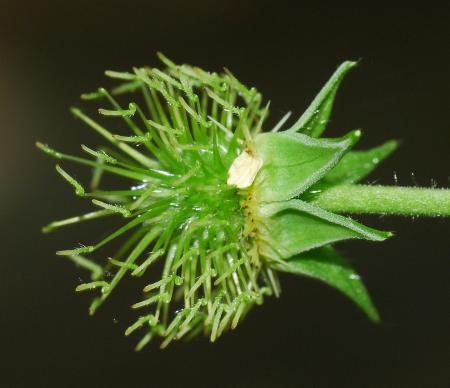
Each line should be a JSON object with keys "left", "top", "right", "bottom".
{"left": 311, "top": 184, "right": 450, "bottom": 217}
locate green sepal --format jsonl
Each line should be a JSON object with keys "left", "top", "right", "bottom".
{"left": 272, "top": 245, "right": 379, "bottom": 322}
{"left": 284, "top": 61, "right": 357, "bottom": 137}
{"left": 258, "top": 199, "right": 391, "bottom": 260}
{"left": 321, "top": 140, "right": 398, "bottom": 185}
{"left": 252, "top": 130, "right": 360, "bottom": 202}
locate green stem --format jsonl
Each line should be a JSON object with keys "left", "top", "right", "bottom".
{"left": 310, "top": 184, "right": 450, "bottom": 217}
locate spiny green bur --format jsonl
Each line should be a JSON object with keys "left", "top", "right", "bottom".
{"left": 37, "top": 53, "right": 450, "bottom": 350}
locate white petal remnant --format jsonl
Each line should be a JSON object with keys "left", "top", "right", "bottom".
{"left": 227, "top": 149, "right": 263, "bottom": 189}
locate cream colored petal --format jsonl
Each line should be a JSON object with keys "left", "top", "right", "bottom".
{"left": 227, "top": 150, "right": 263, "bottom": 189}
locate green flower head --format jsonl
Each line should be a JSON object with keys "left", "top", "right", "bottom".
{"left": 38, "top": 53, "right": 404, "bottom": 349}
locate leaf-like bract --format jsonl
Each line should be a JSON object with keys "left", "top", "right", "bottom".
{"left": 273, "top": 245, "right": 379, "bottom": 321}
{"left": 284, "top": 61, "right": 357, "bottom": 137}
{"left": 258, "top": 199, "right": 391, "bottom": 260}
{"left": 321, "top": 140, "right": 398, "bottom": 185}
{"left": 252, "top": 131, "right": 359, "bottom": 202}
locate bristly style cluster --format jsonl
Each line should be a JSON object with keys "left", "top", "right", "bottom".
{"left": 38, "top": 53, "right": 425, "bottom": 350}
{"left": 38, "top": 54, "right": 277, "bottom": 349}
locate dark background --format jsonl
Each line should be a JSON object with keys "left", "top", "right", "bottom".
{"left": 1, "top": 1, "right": 449, "bottom": 387}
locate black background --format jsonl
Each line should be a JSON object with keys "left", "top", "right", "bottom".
{"left": 1, "top": 1, "right": 449, "bottom": 387}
